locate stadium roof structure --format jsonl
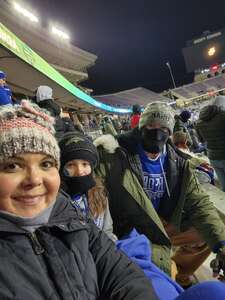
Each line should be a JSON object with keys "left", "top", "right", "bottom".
{"left": 172, "top": 74, "right": 225, "bottom": 100}
{"left": 0, "top": 0, "right": 97, "bottom": 88}
{"left": 94, "top": 87, "right": 170, "bottom": 108}
{"left": 0, "top": 22, "right": 130, "bottom": 114}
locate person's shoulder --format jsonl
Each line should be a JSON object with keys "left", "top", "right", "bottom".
{"left": 117, "top": 127, "right": 140, "bottom": 154}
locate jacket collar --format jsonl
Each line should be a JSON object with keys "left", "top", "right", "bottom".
{"left": 0, "top": 191, "right": 85, "bottom": 234}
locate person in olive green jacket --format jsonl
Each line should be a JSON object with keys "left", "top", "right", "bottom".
{"left": 195, "top": 96, "right": 225, "bottom": 192}
{"left": 94, "top": 102, "right": 225, "bottom": 287}
{"left": 101, "top": 116, "right": 117, "bottom": 136}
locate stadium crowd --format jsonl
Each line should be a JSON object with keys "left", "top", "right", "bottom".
{"left": 0, "top": 68, "right": 225, "bottom": 299}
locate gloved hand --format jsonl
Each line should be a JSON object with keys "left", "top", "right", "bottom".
{"left": 210, "top": 245, "right": 225, "bottom": 279}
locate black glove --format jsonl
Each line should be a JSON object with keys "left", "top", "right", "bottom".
{"left": 210, "top": 245, "right": 225, "bottom": 277}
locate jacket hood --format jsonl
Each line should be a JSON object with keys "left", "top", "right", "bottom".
{"left": 94, "top": 134, "right": 120, "bottom": 154}
{"left": 199, "top": 105, "right": 220, "bottom": 121}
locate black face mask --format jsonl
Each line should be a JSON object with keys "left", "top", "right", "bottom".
{"left": 62, "top": 173, "right": 96, "bottom": 196}
{"left": 141, "top": 128, "right": 169, "bottom": 154}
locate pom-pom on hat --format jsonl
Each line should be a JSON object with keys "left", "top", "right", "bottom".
{"left": 139, "top": 102, "right": 175, "bottom": 134}
{"left": 0, "top": 100, "right": 60, "bottom": 168}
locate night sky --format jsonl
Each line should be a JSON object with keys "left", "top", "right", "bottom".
{"left": 28, "top": 0, "right": 225, "bottom": 95}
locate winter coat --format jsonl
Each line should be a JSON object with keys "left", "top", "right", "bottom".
{"left": 37, "top": 98, "right": 61, "bottom": 117}
{"left": 36, "top": 99, "right": 75, "bottom": 140}
{"left": 94, "top": 129, "right": 225, "bottom": 274}
{"left": 55, "top": 117, "right": 76, "bottom": 140}
{"left": 130, "top": 114, "right": 141, "bottom": 129}
{"left": 0, "top": 191, "right": 158, "bottom": 300}
{"left": 0, "top": 86, "right": 12, "bottom": 105}
{"left": 173, "top": 115, "right": 193, "bottom": 147}
{"left": 195, "top": 105, "right": 225, "bottom": 160}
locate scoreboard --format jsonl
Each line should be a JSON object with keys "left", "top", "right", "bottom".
{"left": 182, "top": 29, "right": 225, "bottom": 73}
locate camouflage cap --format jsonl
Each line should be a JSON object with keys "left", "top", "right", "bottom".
{"left": 139, "top": 102, "right": 175, "bottom": 134}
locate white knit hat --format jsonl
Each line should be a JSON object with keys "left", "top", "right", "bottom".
{"left": 0, "top": 100, "right": 60, "bottom": 168}
{"left": 36, "top": 86, "right": 53, "bottom": 103}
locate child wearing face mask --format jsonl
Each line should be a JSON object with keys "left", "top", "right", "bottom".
{"left": 58, "top": 132, "right": 116, "bottom": 241}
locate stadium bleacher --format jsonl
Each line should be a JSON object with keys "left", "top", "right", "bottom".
{"left": 94, "top": 87, "right": 170, "bottom": 108}
{"left": 172, "top": 75, "right": 225, "bottom": 99}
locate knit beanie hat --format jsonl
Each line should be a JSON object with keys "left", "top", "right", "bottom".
{"left": 0, "top": 100, "right": 60, "bottom": 168}
{"left": 180, "top": 110, "right": 191, "bottom": 122}
{"left": 58, "top": 132, "right": 99, "bottom": 170}
{"left": 132, "top": 104, "right": 141, "bottom": 114}
{"left": 0, "top": 71, "right": 6, "bottom": 79}
{"left": 139, "top": 102, "right": 175, "bottom": 134}
{"left": 36, "top": 86, "right": 53, "bottom": 103}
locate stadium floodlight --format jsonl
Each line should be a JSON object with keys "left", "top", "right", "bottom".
{"left": 13, "top": 2, "right": 39, "bottom": 23}
{"left": 51, "top": 26, "right": 70, "bottom": 40}
{"left": 208, "top": 46, "right": 216, "bottom": 56}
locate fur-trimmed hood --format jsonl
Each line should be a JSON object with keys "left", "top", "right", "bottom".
{"left": 94, "top": 128, "right": 141, "bottom": 155}
{"left": 94, "top": 134, "right": 120, "bottom": 153}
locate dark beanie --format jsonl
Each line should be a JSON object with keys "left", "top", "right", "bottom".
{"left": 180, "top": 110, "right": 191, "bottom": 122}
{"left": 58, "top": 132, "right": 99, "bottom": 170}
{"left": 132, "top": 104, "right": 141, "bottom": 114}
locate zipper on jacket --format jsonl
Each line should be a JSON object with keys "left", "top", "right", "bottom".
{"left": 28, "top": 232, "right": 45, "bottom": 255}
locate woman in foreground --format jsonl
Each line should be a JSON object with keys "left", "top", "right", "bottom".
{"left": 0, "top": 101, "right": 157, "bottom": 300}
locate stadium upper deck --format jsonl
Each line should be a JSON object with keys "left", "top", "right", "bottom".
{"left": 0, "top": 0, "right": 97, "bottom": 89}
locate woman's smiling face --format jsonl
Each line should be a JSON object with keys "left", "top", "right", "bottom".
{"left": 0, "top": 153, "right": 60, "bottom": 217}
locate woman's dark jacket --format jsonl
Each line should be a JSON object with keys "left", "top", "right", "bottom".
{"left": 0, "top": 192, "right": 158, "bottom": 300}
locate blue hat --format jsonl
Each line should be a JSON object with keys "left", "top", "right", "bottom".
{"left": 180, "top": 110, "right": 191, "bottom": 122}
{"left": 0, "top": 71, "right": 6, "bottom": 80}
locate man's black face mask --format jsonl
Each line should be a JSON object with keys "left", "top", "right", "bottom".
{"left": 141, "top": 128, "right": 169, "bottom": 154}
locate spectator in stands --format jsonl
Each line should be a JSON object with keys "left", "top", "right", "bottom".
{"left": 0, "top": 100, "right": 158, "bottom": 300}
{"left": 130, "top": 104, "right": 141, "bottom": 128}
{"left": 173, "top": 131, "right": 215, "bottom": 185}
{"left": 121, "top": 117, "right": 130, "bottom": 132}
{"left": 174, "top": 110, "right": 193, "bottom": 146}
{"left": 66, "top": 110, "right": 85, "bottom": 134}
{"left": 0, "top": 70, "right": 12, "bottom": 106}
{"left": 58, "top": 132, "right": 116, "bottom": 241}
{"left": 35, "top": 86, "right": 75, "bottom": 139}
{"left": 195, "top": 96, "right": 225, "bottom": 192}
{"left": 111, "top": 114, "right": 122, "bottom": 133}
{"left": 35, "top": 85, "right": 61, "bottom": 117}
{"left": 57, "top": 110, "right": 76, "bottom": 139}
{"left": 101, "top": 116, "right": 117, "bottom": 136}
{"left": 94, "top": 102, "right": 225, "bottom": 288}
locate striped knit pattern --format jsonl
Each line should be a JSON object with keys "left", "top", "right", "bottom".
{"left": 0, "top": 102, "right": 60, "bottom": 168}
